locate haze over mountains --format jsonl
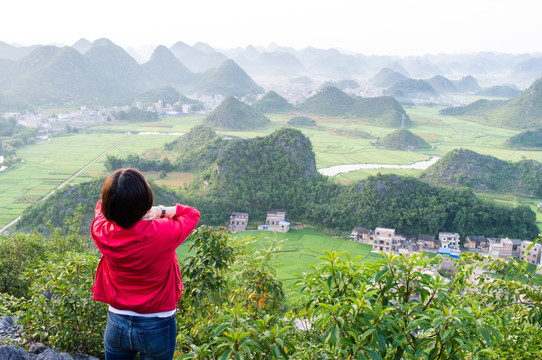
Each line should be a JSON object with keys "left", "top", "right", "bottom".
{"left": 1, "top": 37, "right": 542, "bottom": 121}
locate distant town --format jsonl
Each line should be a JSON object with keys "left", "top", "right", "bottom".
{"left": 2, "top": 97, "right": 213, "bottom": 139}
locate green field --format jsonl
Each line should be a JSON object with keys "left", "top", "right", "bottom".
{"left": 0, "top": 132, "right": 177, "bottom": 228}
{"left": 2, "top": 106, "right": 542, "bottom": 230}
{"left": 176, "top": 228, "right": 378, "bottom": 288}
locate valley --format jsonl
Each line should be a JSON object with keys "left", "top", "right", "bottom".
{"left": 2, "top": 104, "right": 542, "bottom": 231}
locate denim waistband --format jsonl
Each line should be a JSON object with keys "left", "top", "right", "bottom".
{"left": 107, "top": 310, "right": 175, "bottom": 326}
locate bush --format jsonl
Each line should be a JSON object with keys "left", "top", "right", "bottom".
{"left": 20, "top": 252, "right": 107, "bottom": 357}
{"left": 0, "top": 233, "right": 46, "bottom": 297}
{"left": 291, "top": 250, "right": 542, "bottom": 359}
{"left": 0, "top": 292, "right": 27, "bottom": 317}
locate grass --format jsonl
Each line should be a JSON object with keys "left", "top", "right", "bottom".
{"left": 176, "top": 228, "right": 379, "bottom": 289}
{"left": 88, "top": 114, "right": 205, "bottom": 133}
{"left": 243, "top": 229, "right": 378, "bottom": 284}
{"left": 0, "top": 133, "right": 124, "bottom": 226}
{"left": 406, "top": 106, "right": 542, "bottom": 162}
{"left": 0, "top": 132, "right": 178, "bottom": 228}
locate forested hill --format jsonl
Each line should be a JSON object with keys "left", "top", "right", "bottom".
{"left": 252, "top": 91, "right": 294, "bottom": 113}
{"left": 420, "top": 148, "right": 542, "bottom": 196}
{"left": 378, "top": 128, "right": 431, "bottom": 150}
{"left": 384, "top": 79, "right": 439, "bottom": 103}
{"left": 440, "top": 76, "right": 542, "bottom": 129}
{"left": 325, "top": 174, "right": 538, "bottom": 239}
{"left": 296, "top": 86, "right": 412, "bottom": 128}
{"left": 505, "top": 128, "right": 542, "bottom": 148}
{"left": 203, "top": 96, "right": 271, "bottom": 130}
{"left": 193, "top": 59, "right": 264, "bottom": 97}
{"left": 189, "top": 127, "right": 329, "bottom": 224}
{"left": 163, "top": 125, "right": 230, "bottom": 172}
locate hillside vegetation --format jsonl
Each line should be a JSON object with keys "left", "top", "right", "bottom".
{"left": 3, "top": 221, "right": 541, "bottom": 359}
{"left": 505, "top": 128, "right": 542, "bottom": 148}
{"left": 384, "top": 79, "right": 439, "bottom": 103}
{"left": 453, "top": 75, "right": 482, "bottom": 92}
{"left": 163, "top": 125, "right": 230, "bottom": 172}
{"left": 441, "top": 77, "right": 542, "bottom": 129}
{"left": 252, "top": 91, "right": 294, "bottom": 113}
{"left": 189, "top": 127, "right": 327, "bottom": 224}
{"left": 203, "top": 97, "right": 270, "bottom": 130}
{"left": 378, "top": 128, "right": 431, "bottom": 150}
{"left": 193, "top": 59, "right": 264, "bottom": 97}
{"left": 0, "top": 40, "right": 266, "bottom": 110}
{"left": 420, "top": 148, "right": 542, "bottom": 197}
{"left": 134, "top": 86, "right": 203, "bottom": 110}
{"left": 297, "top": 86, "right": 413, "bottom": 127}
{"left": 426, "top": 75, "right": 459, "bottom": 93}
{"left": 288, "top": 116, "right": 317, "bottom": 127}
{"left": 14, "top": 178, "right": 183, "bottom": 234}
{"left": 141, "top": 45, "right": 195, "bottom": 89}
{"left": 370, "top": 68, "right": 408, "bottom": 87}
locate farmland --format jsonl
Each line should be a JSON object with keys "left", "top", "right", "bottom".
{"left": 176, "top": 228, "right": 378, "bottom": 289}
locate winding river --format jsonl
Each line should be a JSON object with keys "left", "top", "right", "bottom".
{"left": 318, "top": 156, "right": 441, "bottom": 176}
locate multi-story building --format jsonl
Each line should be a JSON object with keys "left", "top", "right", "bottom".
{"left": 258, "top": 211, "right": 290, "bottom": 233}
{"left": 519, "top": 241, "right": 541, "bottom": 265}
{"left": 371, "top": 227, "right": 405, "bottom": 253}
{"left": 227, "top": 212, "right": 249, "bottom": 232}
{"left": 489, "top": 238, "right": 513, "bottom": 259}
{"left": 439, "top": 232, "right": 460, "bottom": 249}
{"left": 510, "top": 239, "right": 523, "bottom": 258}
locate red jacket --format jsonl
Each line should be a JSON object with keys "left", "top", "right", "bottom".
{"left": 91, "top": 200, "right": 200, "bottom": 313}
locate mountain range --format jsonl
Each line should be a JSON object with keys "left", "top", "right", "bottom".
{"left": 1, "top": 38, "right": 542, "bottom": 117}
{"left": 0, "top": 39, "right": 264, "bottom": 110}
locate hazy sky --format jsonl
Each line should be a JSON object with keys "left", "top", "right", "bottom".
{"left": 2, "top": 0, "right": 541, "bottom": 56}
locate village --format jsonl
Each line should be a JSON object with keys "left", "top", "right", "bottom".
{"left": 227, "top": 211, "right": 542, "bottom": 269}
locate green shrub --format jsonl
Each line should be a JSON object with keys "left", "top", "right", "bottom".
{"left": 0, "top": 233, "right": 46, "bottom": 297}
{"left": 180, "top": 305, "right": 294, "bottom": 359}
{"left": 290, "top": 250, "right": 542, "bottom": 359}
{"left": 20, "top": 252, "right": 107, "bottom": 357}
{"left": 0, "top": 292, "right": 27, "bottom": 317}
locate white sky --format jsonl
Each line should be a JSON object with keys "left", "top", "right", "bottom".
{"left": 2, "top": 0, "right": 541, "bottom": 56}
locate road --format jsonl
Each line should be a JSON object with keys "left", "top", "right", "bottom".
{"left": 0, "top": 133, "right": 132, "bottom": 234}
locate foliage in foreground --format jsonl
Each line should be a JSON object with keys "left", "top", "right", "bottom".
{"left": 1, "top": 223, "right": 541, "bottom": 359}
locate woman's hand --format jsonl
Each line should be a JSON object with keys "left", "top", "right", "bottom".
{"left": 141, "top": 205, "right": 172, "bottom": 220}
{"left": 141, "top": 206, "right": 160, "bottom": 221}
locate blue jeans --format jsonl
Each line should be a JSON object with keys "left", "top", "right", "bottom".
{"left": 104, "top": 311, "right": 176, "bottom": 360}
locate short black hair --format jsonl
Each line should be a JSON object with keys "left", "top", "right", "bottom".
{"left": 100, "top": 168, "right": 153, "bottom": 228}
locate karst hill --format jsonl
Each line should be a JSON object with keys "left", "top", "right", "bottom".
{"left": 441, "top": 76, "right": 542, "bottom": 129}
{"left": 297, "top": 86, "right": 412, "bottom": 127}
{"left": 203, "top": 96, "right": 270, "bottom": 130}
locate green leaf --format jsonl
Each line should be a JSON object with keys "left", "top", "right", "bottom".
{"left": 219, "top": 349, "right": 233, "bottom": 360}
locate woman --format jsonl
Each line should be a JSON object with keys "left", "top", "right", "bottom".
{"left": 91, "top": 168, "right": 200, "bottom": 360}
